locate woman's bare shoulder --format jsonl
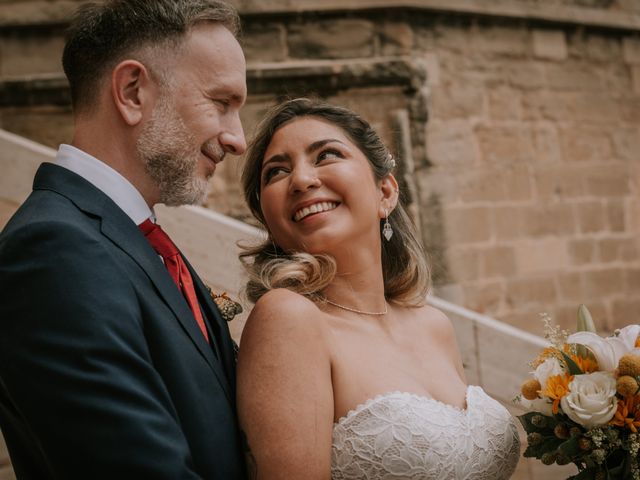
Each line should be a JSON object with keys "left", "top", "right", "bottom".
{"left": 409, "top": 303, "right": 458, "bottom": 342}
{"left": 254, "top": 287, "right": 319, "bottom": 311}
{"left": 240, "top": 288, "right": 328, "bottom": 348}
{"left": 246, "top": 288, "right": 323, "bottom": 325}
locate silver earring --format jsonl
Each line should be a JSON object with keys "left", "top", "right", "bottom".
{"left": 382, "top": 209, "right": 393, "bottom": 241}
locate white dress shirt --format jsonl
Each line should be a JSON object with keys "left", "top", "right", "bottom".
{"left": 54, "top": 144, "right": 154, "bottom": 225}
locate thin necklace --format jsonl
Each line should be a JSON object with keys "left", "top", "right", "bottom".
{"left": 324, "top": 298, "right": 388, "bottom": 316}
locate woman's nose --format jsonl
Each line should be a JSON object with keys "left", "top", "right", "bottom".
{"left": 289, "top": 164, "right": 321, "bottom": 194}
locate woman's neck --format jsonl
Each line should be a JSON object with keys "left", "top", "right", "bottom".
{"left": 323, "top": 248, "right": 386, "bottom": 314}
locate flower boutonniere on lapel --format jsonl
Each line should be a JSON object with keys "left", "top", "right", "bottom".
{"left": 205, "top": 286, "right": 243, "bottom": 322}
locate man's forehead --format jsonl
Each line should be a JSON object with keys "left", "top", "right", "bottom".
{"left": 171, "top": 24, "right": 246, "bottom": 98}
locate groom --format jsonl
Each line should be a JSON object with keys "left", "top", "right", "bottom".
{"left": 0, "top": 1, "right": 247, "bottom": 478}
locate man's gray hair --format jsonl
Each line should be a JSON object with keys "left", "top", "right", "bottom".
{"left": 62, "top": 0, "right": 240, "bottom": 112}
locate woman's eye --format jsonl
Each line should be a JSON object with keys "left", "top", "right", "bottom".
{"left": 263, "top": 166, "right": 286, "bottom": 183}
{"left": 317, "top": 149, "right": 342, "bottom": 162}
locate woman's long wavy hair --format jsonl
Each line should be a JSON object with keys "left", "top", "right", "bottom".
{"left": 240, "top": 98, "right": 430, "bottom": 307}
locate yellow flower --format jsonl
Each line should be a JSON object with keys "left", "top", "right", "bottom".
{"left": 571, "top": 354, "right": 598, "bottom": 373}
{"left": 542, "top": 373, "right": 573, "bottom": 415}
{"left": 521, "top": 379, "right": 542, "bottom": 400}
{"left": 619, "top": 354, "right": 640, "bottom": 377}
{"left": 617, "top": 376, "right": 639, "bottom": 398}
{"left": 609, "top": 395, "right": 640, "bottom": 433}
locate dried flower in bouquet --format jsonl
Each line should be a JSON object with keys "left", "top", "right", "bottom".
{"left": 515, "top": 305, "right": 640, "bottom": 480}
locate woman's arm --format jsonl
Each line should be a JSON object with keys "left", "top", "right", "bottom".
{"left": 237, "top": 289, "right": 334, "bottom": 480}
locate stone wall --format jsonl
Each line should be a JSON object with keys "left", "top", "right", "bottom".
{"left": 0, "top": 0, "right": 639, "bottom": 340}
{"left": 418, "top": 22, "right": 640, "bottom": 335}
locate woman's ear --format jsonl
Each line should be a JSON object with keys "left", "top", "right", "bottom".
{"left": 111, "top": 59, "right": 155, "bottom": 126}
{"left": 379, "top": 173, "right": 400, "bottom": 218}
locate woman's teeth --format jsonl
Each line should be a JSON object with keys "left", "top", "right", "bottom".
{"left": 294, "top": 202, "right": 338, "bottom": 222}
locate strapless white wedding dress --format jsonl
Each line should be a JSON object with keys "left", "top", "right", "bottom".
{"left": 331, "top": 386, "right": 520, "bottom": 479}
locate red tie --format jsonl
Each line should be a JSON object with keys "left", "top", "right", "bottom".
{"left": 138, "top": 219, "right": 209, "bottom": 343}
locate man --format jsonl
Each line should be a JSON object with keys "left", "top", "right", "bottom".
{"left": 0, "top": 1, "right": 247, "bottom": 478}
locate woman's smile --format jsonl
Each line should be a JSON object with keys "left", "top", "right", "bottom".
{"left": 293, "top": 201, "right": 339, "bottom": 222}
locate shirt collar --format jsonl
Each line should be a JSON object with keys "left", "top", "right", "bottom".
{"left": 54, "top": 144, "right": 154, "bottom": 225}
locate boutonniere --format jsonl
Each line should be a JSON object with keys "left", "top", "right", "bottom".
{"left": 206, "top": 286, "right": 243, "bottom": 322}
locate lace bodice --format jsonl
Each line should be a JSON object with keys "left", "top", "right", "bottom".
{"left": 331, "top": 386, "right": 520, "bottom": 479}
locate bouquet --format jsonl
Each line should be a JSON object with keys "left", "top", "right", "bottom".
{"left": 516, "top": 305, "right": 640, "bottom": 480}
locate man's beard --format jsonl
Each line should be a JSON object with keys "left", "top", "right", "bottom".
{"left": 137, "top": 94, "right": 209, "bottom": 206}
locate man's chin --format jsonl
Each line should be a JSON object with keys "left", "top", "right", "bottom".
{"left": 161, "top": 180, "right": 208, "bottom": 207}
{"left": 193, "top": 178, "right": 209, "bottom": 203}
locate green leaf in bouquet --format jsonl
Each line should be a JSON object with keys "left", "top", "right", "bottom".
{"left": 523, "top": 435, "right": 563, "bottom": 459}
{"left": 519, "top": 412, "right": 556, "bottom": 433}
{"left": 604, "top": 450, "right": 632, "bottom": 480}
{"left": 518, "top": 412, "right": 539, "bottom": 433}
{"left": 562, "top": 351, "right": 585, "bottom": 376}
{"left": 523, "top": 444, "right": 543, "bottom": 459}
{"left": 568, "top": 469, "right": 597, "bottom": 480}
{"left": 544, "top": 437, "right": 565, "bottom": 458}
{"left": 557, "top": 436, "right": 582, "bottom": 459}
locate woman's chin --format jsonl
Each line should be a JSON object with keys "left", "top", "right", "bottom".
{"left": 291, "top": 239, "right": 338, "bottom": 256}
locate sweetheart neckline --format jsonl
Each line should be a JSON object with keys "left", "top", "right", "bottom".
{"left": 334, "top": 385, "right": 477, "bottom": 426}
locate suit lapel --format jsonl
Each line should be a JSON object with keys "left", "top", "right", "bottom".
{"left": 100, "top": 209, "right": 235, "bottom": 406}
{"left": 34, "top": 163, "right": 234, "bottom": 405}
{"left": 185, "top": 259, "right": 237, "bottom": 397}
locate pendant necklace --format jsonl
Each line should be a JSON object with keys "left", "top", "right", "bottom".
{"left": 324, "top": 298, "right": 388, "bottom": 316}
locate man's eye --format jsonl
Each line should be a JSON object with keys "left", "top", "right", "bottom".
{"left": 214, "top": 99, "right": 230, "bottom": 111}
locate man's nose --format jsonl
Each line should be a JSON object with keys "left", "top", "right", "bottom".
{"left": 220, "top": 113, "right": 246, "bottom": 155}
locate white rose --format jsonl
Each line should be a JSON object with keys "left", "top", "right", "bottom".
{"left": 534, "top": 357, "right": 564, "bottom": 390}
{"left": 560, "top": 372, "right": 618, "bottom": 428}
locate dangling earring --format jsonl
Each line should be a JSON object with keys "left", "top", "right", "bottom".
{"left": 382, "top": 209, "right": 393, "bottom": 241}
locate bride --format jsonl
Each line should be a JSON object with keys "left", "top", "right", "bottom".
{"left": 236, "top": 98, "right": 520, "bottom": 479}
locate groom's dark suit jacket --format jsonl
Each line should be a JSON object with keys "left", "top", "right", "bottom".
{"left": 0, "top": 163, "right": 245, "bottom": 479}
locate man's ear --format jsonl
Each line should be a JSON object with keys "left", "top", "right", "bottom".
{"left": 379, "top": 173, "right": 400, "bottom": 218}
{"left": 111, "top": 60, "right": 155, "bottom": 126}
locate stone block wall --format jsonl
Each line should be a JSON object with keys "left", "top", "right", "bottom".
{"left": 0, "top": 0, "right": 638, "bottom": 339}
{"left": 415, "top": 20, "right": 640, "bottom": 335}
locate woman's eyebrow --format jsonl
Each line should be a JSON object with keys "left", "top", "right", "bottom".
{"left": 262, "top": 153, "right": 290, "bottom": 170}
{"left": 306, "top": 139, "right": 346, "bottom": 154}
{"left": 262, "top": 138, "right": 347, "bottom": 170}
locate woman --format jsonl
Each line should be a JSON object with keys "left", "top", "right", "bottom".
{"left": 237, "top": 98, "right": 520, "bottom": 479}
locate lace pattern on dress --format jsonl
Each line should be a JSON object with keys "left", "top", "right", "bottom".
{"left": 331, "top": 386, "right": 520, "bottom": 480}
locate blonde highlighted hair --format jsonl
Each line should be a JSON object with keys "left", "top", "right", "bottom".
{"left": 240, "top": 98, "right": 430, "bottom": 307}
